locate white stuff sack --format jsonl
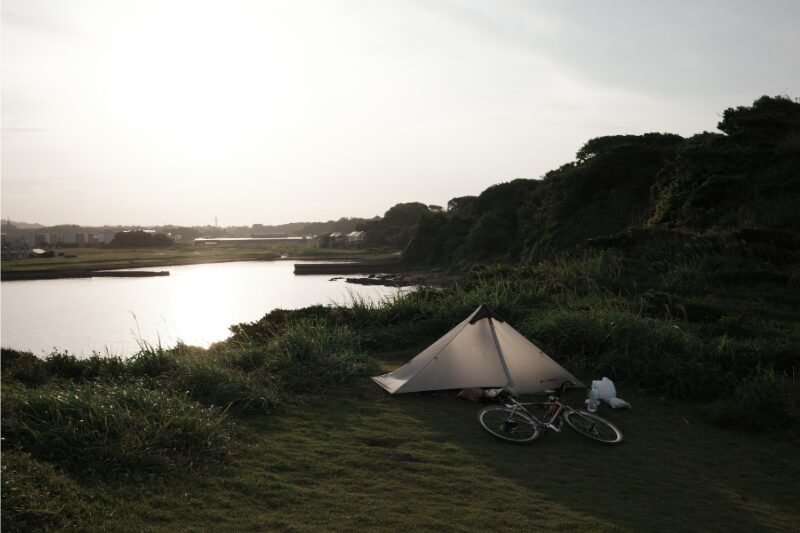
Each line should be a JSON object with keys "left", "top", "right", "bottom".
{"left": 591, "top": 377, "right": 631, "bottom": 409}
{"left": 607, "top": 397, "right": 631, "bottom": 409}
{"left": 593, "top": 377, "right": 617, "bottom": 401}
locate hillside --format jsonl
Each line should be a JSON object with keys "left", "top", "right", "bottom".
{"left": 402, "top": 96, "right": 800, "bottom": 267}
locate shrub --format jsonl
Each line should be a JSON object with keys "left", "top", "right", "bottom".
{"left": 522, "top": 309, "right": 708, "bottom": 397}
{"left": 1, "top": 383, "right": 231, "bottom": 476}
{"left": 706, "top": 368, "right": 799, "bottom": 434}
{"left": 216, "top": 342, "right": 271, "bottom": 372}
{"left": 1, "top": 350, "right": 47, "bottom": 387}
{"left": 45, "top": 352, "right": 127, "bottom": 381}
{"left": 127, "top": 343, "right": 179, "bottom": 377}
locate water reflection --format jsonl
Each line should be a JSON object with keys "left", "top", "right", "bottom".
{"left": 1, "top": 261, "right": 405, "bottom": 357}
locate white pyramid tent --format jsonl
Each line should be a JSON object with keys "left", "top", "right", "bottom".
{"left": 372, "top": 305, "right": 584, "bottom": 394}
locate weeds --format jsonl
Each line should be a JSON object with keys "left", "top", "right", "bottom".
{"left": 1, "top": 383, "right": 231, "bottom": 477}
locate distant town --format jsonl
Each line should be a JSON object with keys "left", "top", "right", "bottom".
{"left": 1, "top": 202, "right": 434, "bottom": 260}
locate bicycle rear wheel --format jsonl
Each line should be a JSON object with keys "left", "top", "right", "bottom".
{"left": 478, "top": 406, "right": 541, "bottom": 443}
{"left": 564, "top": 410, "right": 623, "bottom": 444}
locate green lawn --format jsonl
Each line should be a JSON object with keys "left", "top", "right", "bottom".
{"left": 88, "top": 376, "right": 799, "bottom": 532}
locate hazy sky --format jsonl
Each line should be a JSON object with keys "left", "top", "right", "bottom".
{"left": 2, "top": 0, "right": 799, "bottom": 226}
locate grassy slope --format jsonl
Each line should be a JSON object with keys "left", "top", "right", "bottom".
{"left": 85, "top": 378, "right": 799, "bottom": 532}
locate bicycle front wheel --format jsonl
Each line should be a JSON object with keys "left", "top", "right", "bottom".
{"left": 478, "top": 406, "right": 541, "bottom": 443}
{"left": 564, "top": 410, "right": 623, "bottom": 444}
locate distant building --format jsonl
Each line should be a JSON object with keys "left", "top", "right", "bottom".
{"left": 50, "top": 234, "right": 63, "bottom": 246}
{"left": 192, "top": 236, "right": 308, "bottom": 246}
{"left": 63, "top": 233, "right": 77, "bottom": 245}
{"left": 329, "top": 232, "right": 346, "bottom": 247}
{"left": 1, "top": 236, "right": 32, "bottom": 259}
{"left": 251, "top": 233, "right": 288, "bottom": 238}
{"left": 75, "top": 233, "right": 87, "bottom": 247}
{"left": 34, "top": 233, "right": 49, "bottom": 246}
{"left": 346, "top": 231, "right": 366, "bottom": 248}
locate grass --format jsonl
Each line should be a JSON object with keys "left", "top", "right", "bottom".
{"left": 3, "top": 239, "right": 799, "bottom": 530}
{"left": 9, "top": 378, "right": 798, "bottom": 532}
{"left": 0, "top": 244, "right": 391, "bottom": 272}
{"left": 1, "top": 382, "right": 232, "bottom": 477}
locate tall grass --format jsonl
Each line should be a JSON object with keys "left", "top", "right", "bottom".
{"left": 521, "top": 308, "right": 710, "bottom": 397}
{"left": 1, "top": 382, "right": 231, "bottom": 476}
{"left": 269, "top": 319, "right": 374, "bottom": 393}
{"left": 171, "top": 358, "right": 277, "bottom": 415}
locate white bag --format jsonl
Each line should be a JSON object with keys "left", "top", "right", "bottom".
{"left": 607, "top": 397, "right": 631, "bottom": 409}
{"left": 593, "top": 377, "right": 617, "bottom": 401}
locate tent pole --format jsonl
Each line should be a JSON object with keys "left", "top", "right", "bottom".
{"left": 488, "top": 318, "right": 514, "bottom": 389}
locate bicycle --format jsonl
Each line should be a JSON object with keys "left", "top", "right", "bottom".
{"left": 477, "top": 382, "right": 623, "bottom": 445}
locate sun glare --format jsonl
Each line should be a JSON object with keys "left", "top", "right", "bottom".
{"left": 107, "top": 2, "right": 299, "bottom": 159}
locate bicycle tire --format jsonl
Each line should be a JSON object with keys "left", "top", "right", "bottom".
{"left": 478, "top": 406, "right": 541, "bottom": 443}
{"left": 563, "top": 410, "right": 623, "bottom": 444}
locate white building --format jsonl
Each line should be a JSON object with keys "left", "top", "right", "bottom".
{"left": 346, "top": 231, "right": 367, "bottom": 247}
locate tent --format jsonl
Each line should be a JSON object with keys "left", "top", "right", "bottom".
{"left": 372, "top": 304, "right": 584, "bottom": 394}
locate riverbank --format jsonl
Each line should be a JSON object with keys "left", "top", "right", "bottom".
{"left": 1, "top": 269, "right": 169, "bottom": 281}
{"left": 2, "top": 248, "right": 799, "bottom": 530}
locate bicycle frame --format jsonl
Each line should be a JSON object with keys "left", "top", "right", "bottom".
{"left": 500, "top": 383, "right": 579, "bottom": 434}
{"left": 481, "top": 383, "right": 623, "bottom": 445}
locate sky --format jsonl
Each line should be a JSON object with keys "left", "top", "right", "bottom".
{"left": 2, "top": 0, "right": 799, "bottom": 227}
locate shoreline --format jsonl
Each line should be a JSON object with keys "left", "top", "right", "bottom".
{"left": 0, "top": 249, "right": 401, "bottom": 281}
{"left": 1, "top": 269, "right": 171, "bottom": 281}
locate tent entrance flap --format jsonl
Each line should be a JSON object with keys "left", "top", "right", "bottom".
{"left": 371, "top": 304, "right": 583, "bottom": 394}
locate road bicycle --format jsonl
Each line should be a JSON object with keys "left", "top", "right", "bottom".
{"left": 477, "top": 382, "right": 623, "bottom": 445}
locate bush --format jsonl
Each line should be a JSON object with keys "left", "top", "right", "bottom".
{"left": 522, "top": 309, "right": 708, "bottom": 397}
{"left": 127, "top": 344, "right": 179, "bottom": 377}
{"left": 269, "top": 320, "right": 374, "bottom": 393}
{"left": 45, "top": 352, "right": 127, "bottom": 381}
{"left": 1, "top": 383, "right": 231, "bottom": 476}
{"left": 706, "top": 368, "right": 800, "bottom": 434}
{"left": 1, "top": 452, "right": 93, "bottom": 532}
{"left": 1, "top": 350, "right": 48, "bottom": 387}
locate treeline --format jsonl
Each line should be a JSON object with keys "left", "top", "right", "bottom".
{"left": 401, "top": 95, "right": 800, "bottom": 266}
{"left": 109, "top": 230, "right": 173, "bottom": 248}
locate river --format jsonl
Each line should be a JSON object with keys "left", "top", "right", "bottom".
{"left": 0, "top": 261, "right": 404, "bottom": 357}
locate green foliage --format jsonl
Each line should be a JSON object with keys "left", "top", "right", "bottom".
{"left": 127, "top": 343, "right": 179, "bottom": 377}
{"left": 45, "top": 352, "right": 127, "bottom": 380}
{"left": 1, "top": 383, "right": 231, "bottom": 476}
{"left": 706, "top": 367, "right": 799, "bottom": 434}
{"left": 717, "top": 94, "right": 800, "bottom": 141}
{"left": 109, "top": 230, "right": 174, "bottom": 248}
{"left": 522, "top": 309, "right": 706, "bottom": 397}
{"left": 1, "top": 349, "right": 48, "bottom": 387}
{"left": 357, "top": 202, "right": 433, "bottom": 248}
{"left": 268, "top": 320, "right": 374, "bottom": 393}
{"left": 402, "top": 96, "right": 800, "bottom": 267}
{"left": 1, "top": 452, "right": 93, "bottom": 532}
{"left": 171, "top": 358, "right": 277, "bottom": 415}
{"left": 652, "top": 96, "right": 800, "bottom": 232}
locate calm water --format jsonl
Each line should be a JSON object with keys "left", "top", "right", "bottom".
{"left": 1, "top": 261, "right": 403, "bottom": 357}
